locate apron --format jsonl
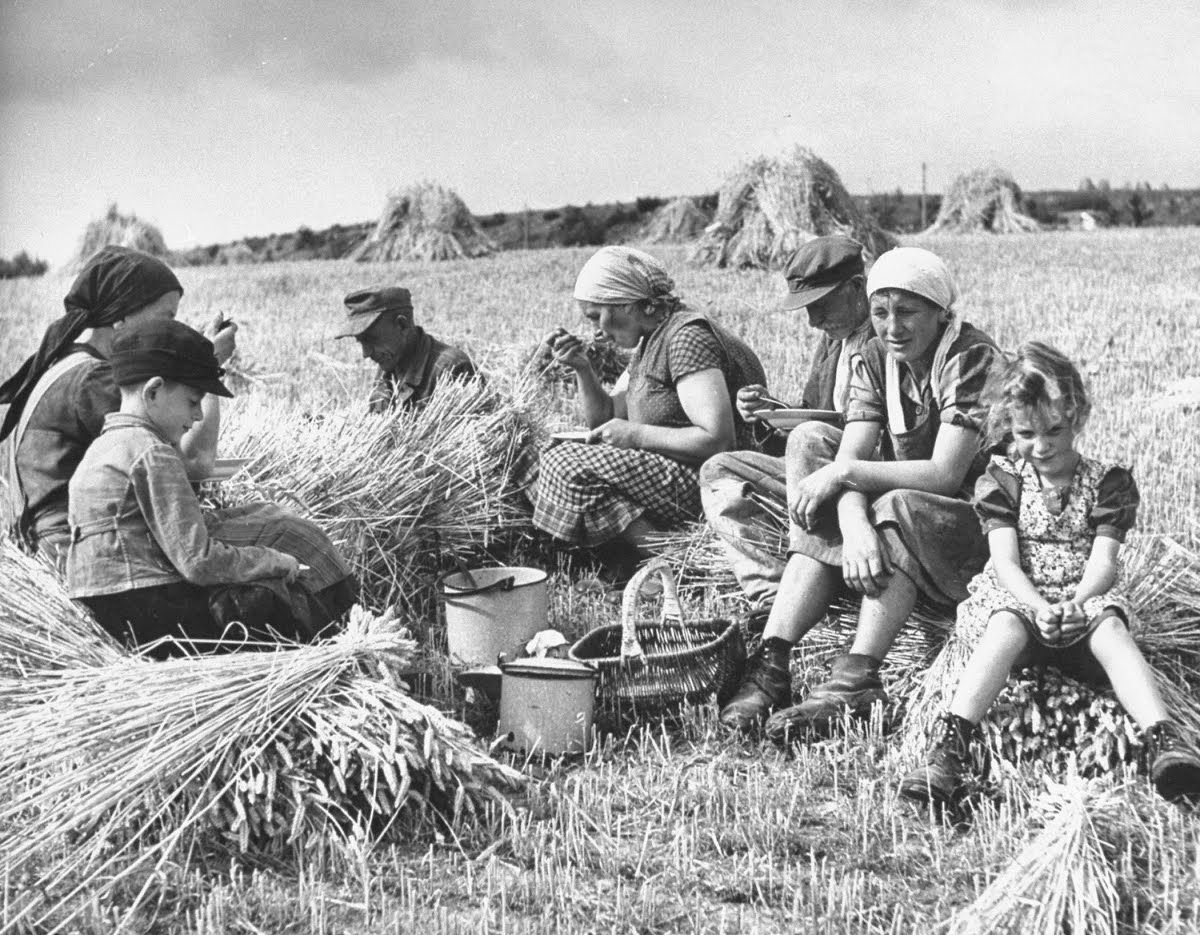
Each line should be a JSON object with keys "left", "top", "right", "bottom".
{"left": 4, "top": 351, "right": 93, "bottom": 546}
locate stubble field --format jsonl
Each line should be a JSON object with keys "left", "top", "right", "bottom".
{"left": 2, "top": 228, "right": 1199, "bottom": 933}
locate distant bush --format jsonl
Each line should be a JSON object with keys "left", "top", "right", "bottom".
{"left": 635, "top": 196, "right": 666, "bottom": 214}
{"left": 557, "top": 205, "right": 605, "bottom": 246}
{"left": 0, "top": 250, "right": 48, "bottom": 279}
{"left": 481, "top": 212, "right": 508, "bottom": 228}
{"left": 542, "top": 209, "right": 561, "bottom": 222}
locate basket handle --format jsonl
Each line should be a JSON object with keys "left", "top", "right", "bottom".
{"left": 618, "top": 558, "right": 684, "bottom": 665}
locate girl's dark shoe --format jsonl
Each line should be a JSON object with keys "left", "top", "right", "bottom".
{"left": 718, "top": 648, "right": 791, "bottom": 734}
{"left": 1145, "top": 721, "right": 1200, "bottom": 802}
{"left": 899, "top": 712, "right": 978, "bottom": 810}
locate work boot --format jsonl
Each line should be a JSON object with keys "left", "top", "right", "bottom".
{"left": 764, "top": 653, "right": 886, "bottom": 744}
{"left": 718, "top": 646, "right": 791, "bottom": 734}
{"left": 899, "top": 712, "right": 977, "bottom": 810}
{"left": 1145, "top": 721, "right": 1200, "bottom": 802}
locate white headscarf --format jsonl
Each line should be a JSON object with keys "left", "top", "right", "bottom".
{"left": 573, "top": 246, "right": 676, "bottom": 305}
{"left": 866, "top": 247, "right": 957, "bottom": 311}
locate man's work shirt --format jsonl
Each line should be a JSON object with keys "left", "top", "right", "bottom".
{"left": 368, "top": 328, "right": 478, "bottom": 413}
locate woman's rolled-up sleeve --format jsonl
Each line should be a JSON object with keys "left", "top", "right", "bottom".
{"left": 132, "top": 444, "right": 296, "bottom": 585}
{"left": 1090, "top": 466, "right": 1139, "bottom": 541}
{"left": 937, "top": 342, "right": 999, "bottom": 433}
{"left": 973, "top": 455, "right": 1021, "bottom": 533}
{"left": 844, "top": 349, "right": 886, "bottom": 424}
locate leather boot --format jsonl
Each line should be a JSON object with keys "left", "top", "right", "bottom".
{"left": 764, "top": 652, "right": 885, "bottom": 743}
{"left": 718, "top": 645, "right": 791, "bottom": 734}
{"left": 899, "top": 712, "right": 977, "bottom": 809}
{"left": 1145, "top": 721, "right": 1200, "bottom": 802}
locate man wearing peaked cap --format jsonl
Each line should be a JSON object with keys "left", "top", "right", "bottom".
{"left": 699, "top": 234, "right": 874, "bottom": 624}
{"left": 336, "top": 285, "right": 478, "bottom": 411}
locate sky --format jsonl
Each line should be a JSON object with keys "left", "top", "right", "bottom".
{"left": 2, "top": 0, "right": 1198, "bottom": 264}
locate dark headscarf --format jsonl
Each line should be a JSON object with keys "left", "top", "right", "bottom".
{"left": 0, "top": 246, "right": 183, "bottom": 440}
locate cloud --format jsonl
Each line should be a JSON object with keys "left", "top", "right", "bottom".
{"left": 0, "top": 0, "right": 591, "bottom": 99}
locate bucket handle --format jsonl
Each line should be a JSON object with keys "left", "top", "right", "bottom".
{"left": 438, "top": 569, "right": 517, "bottom": 598}
{"left": 618, "top": 558, "right": 683, "bottom": 666}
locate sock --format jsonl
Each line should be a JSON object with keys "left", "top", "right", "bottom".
{"left": 762, "top": 636, "right": 794, "bottom": 669}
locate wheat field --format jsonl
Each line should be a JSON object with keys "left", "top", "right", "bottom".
{"left": 2, "top": 228, "right": 1199, "bottom": 932}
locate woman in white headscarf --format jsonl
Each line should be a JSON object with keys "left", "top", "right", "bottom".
{"left": 719, "top": 247, "right": 1002, "bottom": 739}
{"left": 527, "top": 246, "right": 765, "bottom": 572}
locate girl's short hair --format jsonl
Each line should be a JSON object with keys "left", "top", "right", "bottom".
{"left": 981, "top": 341, "right": 1091, "bottom": 450}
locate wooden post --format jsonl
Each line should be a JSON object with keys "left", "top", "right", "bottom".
{"left": 920, "top": 162, "right": 928, "bottom": 229}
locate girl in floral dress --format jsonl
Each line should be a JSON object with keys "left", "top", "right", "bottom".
{"left": 900, "top": 341, "right": 1200, "bottom": 807}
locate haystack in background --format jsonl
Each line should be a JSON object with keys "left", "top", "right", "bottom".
{"left": 0, "top": 606, "right": 525, "bottom": 931}
{"left": 352, "top": 182, "right": 496, "bottom": 262}
{"left": 215, "top": 241, "right": 256, "bottom": 265}
{"left": 215, "top": 376, "right": 538, "bottom": 619}
{"left": 642, "top": 196, "right": 710, "bottom": 244}
{"left": 690, "top": 147, "right": 896, "bottom": 270}
{"left": 926, "top": 166, "right": 1041, "bottom": 234}
{"left": 69, "top": 203, "right": 169, "bottom": 271}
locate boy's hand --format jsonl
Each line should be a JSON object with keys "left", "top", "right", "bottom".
{"left": 204, "top": 313, "right": 239, "bottom": 364}
{"left": 280, "top": 555, "right": 302, "bottom": 583}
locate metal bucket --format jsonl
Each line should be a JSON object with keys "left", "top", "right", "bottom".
{"left": 440, "top": 566, "right": 549, "bottom": 667}
{"left": 497, "top": 657, "right": 597, "bottom": 755}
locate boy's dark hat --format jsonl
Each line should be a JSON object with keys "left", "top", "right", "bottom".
{"left": 780, "top": 236, "right": 865, "bottom": 310}
{"left": 110, "top": 319, "right": 233, "bottom": 398}
{"left": 335, "top": 286, "right": 413, "bottom": 338}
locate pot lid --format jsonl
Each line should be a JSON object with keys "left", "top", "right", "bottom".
{"left": 500, "top": 657, "right": 597, "bottom": 680}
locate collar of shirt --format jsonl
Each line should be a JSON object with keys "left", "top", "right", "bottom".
{"left": 383, "top": 326, "right": 435, "bottom": 389}
{"left": 101, "top": 411, "right": 173, "bottom": 445}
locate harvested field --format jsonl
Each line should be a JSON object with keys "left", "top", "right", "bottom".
{"left": 2, "top": 228, "right": 1200, "bottom": 932}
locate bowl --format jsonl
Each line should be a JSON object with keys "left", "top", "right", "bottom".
{"left": 753, "top": 408, "right": 844, "bottom": 432}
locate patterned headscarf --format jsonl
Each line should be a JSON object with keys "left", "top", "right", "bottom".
{"left": 866, "top": 247, "right": 957, "bottom": 312}
{"left": 573, "top": 246, "right": 678, "bottom": 307}
{"left": 0, "top": 246, "right": 183, "bottom": 440}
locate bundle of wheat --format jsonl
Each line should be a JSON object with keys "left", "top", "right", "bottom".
{"left": 642, "top": 197, "right": 710, "bottom": 244}
{"left": 0, "top": 606, "right": 525, "bottom": 932}
{"left": 214, "top": 376, "right": 538, "bottom": 617}
{"left": 948, "top": 777, "right": 1121, "bottom": 935}
{"left": 0, "top": 539, "right": 127, "bottom": 674}
{"left": 351, "top": 182, "right": 496, "bottom": 262}
{"left": 69, "top": 203, "right": 169, "bottom": 271}
{"left": 690, "top": 147, "right": 896, "bottom": 270}
{"left": 902, "top": 536, "right": 1200, "bottom": 775}
{"left": 926, "top": 166, "right": 1041, "bottom": 234}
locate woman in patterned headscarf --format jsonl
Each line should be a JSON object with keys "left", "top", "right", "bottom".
{"left": 527, "top": 246, "right": 765, "bottom": 574}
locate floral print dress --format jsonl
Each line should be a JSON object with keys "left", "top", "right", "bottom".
{"left": 954, "top": 453, "right": 1139, "bottom": 647}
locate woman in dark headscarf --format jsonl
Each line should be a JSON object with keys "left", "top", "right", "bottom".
{"left": 0, "top": 246, "right": 227, "bottom": 558}
{"left": 0, "top": 246, "right": 357, "bottom": 644}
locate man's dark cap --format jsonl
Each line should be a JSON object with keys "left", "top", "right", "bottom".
{"left": 335, "top": 286, "right": 414, "bottom": 338}
{"left": 110, "top": 319, "right": 233, "bottom": 398}
{"left": 780, "top": 236, "right": 865, "bottom": 310}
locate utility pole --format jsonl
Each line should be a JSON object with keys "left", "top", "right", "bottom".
{"left": 920, "top": 162, "right": 928, "bottom": 229}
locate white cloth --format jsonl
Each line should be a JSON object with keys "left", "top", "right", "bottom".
{"left": 573, "top": 246, "right": 675, "bottom": 305}
{"left": 866, "top": 247, "right": 957, "bottom": 311}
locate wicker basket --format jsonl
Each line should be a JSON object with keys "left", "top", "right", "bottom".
{"left": 569, "top": 559, "right": 745, "bottom": 713}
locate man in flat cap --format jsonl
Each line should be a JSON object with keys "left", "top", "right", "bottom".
{"left": 699, "top": 235, "right": 872, "bottom": 627}
{"left": 336, "top": 286, "right": 478, "bottom": 412}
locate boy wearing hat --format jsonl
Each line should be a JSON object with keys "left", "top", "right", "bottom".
{"left": 699, "top": 235, "right": 873, "bottom": 621}
{"left": 67, "top": 319, "right": 354, "bottom": 653}
{"left": 335, "top": 286, "right": 477, "bottom": 412}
